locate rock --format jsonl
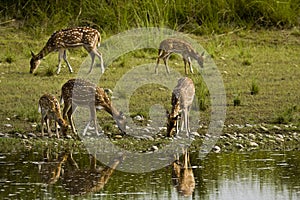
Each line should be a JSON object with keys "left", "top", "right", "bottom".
{"left": 191, "top": 132, "right": 200, "bottom": 137}
{"left": 27, "top": 133, "right": 37, "bottom": 138}
{"left": 133, "top": 115, "right": 144, "bottom": 121}
{"left": 236, "top": 143, "right": 244, "bottom": 149}
{"left": 114, "top": 135, "right": 123, "bottom": 139}
{"left": 249, "top": 141, "right": 259, "bottom": 147}
{"left": 22, "top": 134, "right": 28, "bottom": 139}
{"left": 65, "top": 135, "right": 73, "bottom": 139}
{"left": 213, "top": 145, "right": 221, "bottom": 153}
{"left": 245, "top": 124, "right": 253, "bottom": 128}
{"left": 4, "top": 124, "right": 12, "bottom": 128}
{"left": 260, "top": 125, "right": 268, "bottom": 132}
{"left": 159, "top": 127, "right": 167, "bottom": 131}
{"left": 248, "top": 133, "right": 256, "bottom": 140}
{"left": 0, "top": 133, "right": 5, "bottom": 137}
{"left": 273, "top": 125, "right": 281, "bottom": 130}
{"left": 151, "top": 146, "right": 159, "bottom": 151}
{"left": 15, "top": 132, "right": 23, "bottom": 138}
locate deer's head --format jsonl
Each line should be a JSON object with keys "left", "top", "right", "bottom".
{"left": 30, "top": 51, "right": 41, "bottom": 74}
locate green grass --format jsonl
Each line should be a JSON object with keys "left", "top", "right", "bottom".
{"left": 0, "top": 25, "right": 300, "bottom": 135}
{"left": 1, "top": 0, "right": 299, "bottom": 35}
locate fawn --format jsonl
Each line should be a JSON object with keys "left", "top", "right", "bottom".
{"left": 38, "top": 94, "right": 68, "bottom": 138}
{"left": 30, "top": 27, "right": 104, "bottom": 74}
{"left": 60, "top": 78, "right": 126, "bottom": 137}
{"left": 155, "top": 38, "right": 204, "bottom": 74}
{"left": 167, "top": 77, "right": 195, "bottom": 137}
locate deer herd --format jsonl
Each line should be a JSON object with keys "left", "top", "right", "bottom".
{"left": 33, "top": 26, "right": 205, "bottom": 140}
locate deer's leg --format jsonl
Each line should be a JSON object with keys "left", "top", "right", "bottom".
{"left": 57, "top": 49, "right": 64, "bottom": 74}
{"left": 183, "top": 58, "right": 188, "bottom": 75}
{"left": 163, "top": 53, "right": 171, "bottom": 74}
{"left": 46, "top": 116, "right": 53, "bottom": 137}
{"left": 94, "top": 49, "right": 105, "bottom": 74}
{"left": 187, "top": 57, "right": 193, "bottom": 74}
{"left": 155, "top": 49, "right": 163, "bottom": 74}
{"left": 54, "top": 121, "right": 60, "bottom": 139}
{"left": 41, "top": 112, "right": 46, "bottom": 137}
{"left": 90, "top": 105, "right": 99, "bottom": 136}
{"left": 67, "top": 104, "right": 78, "bottom": 135}
{"left": 63, "top": 50, "right": 73, "bottom": 73}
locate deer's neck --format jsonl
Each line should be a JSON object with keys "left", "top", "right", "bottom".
{"left": 36, "top": 45, "right": 53, "bottom": 60}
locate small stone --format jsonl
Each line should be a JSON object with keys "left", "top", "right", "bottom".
{"left": 159, "top": 127, "right": 167, "bottom": 131}
{"left": 191, "top": 132, "right": 200, "bottom": 137}
{"left": 6, "top": 118, "right": 10, "bottom": 121}
{"left": 273, "top": 125, "right": 281, "bottom": 130}
{"left": 249, "top": 141, "right": 259, "bottom": 147}
{"left": 213, "top": 145, "right": 221, "bottom": 153}
{"left": 151, "top": 146, "right": 159, "bottom": 151}
{"left": 15, "top": 133, "right": 23, "bottom": 138}
{"left": 133, "top": 115, "right": 144, "bottom": 121}
{"left": 0, "top": 133, "right": 5, "bottom": 137}
{"left": 260, "top": 125, "right": 268, "bottom": 132}
{"left": 27, "top": 133, "right": 37, "bottom": 138}
{"left": 4, "top": 124, "right": 12, "bottom": 128}
{"left": 248, "top": 133, "right": 256, "bottom": 140}
{"left": 245, "top": 124, "right": 253, "bottom": 128}
{"left": 65, "top": 135, "right": 73, "bottom": 139}
{"left": 114, "top": 135, "right": 123, "bottom": 139}
{"left": 236, "top": 143, "right": 244, "bottom": 149}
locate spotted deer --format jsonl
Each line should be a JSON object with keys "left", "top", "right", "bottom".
{"left": 38, "top": 94, "right": 68, "bottom": 138}
{"left": 155, "top": 38, "right": 204, "bottom": 74}
{"left": 167, "top": 77, "right": 195, "bottom": 137}
{"left": 60, "top": 78, "right": 126, "bottom": 137}
{"left": 30, "top": 27, "right": 104, "bottom": 74}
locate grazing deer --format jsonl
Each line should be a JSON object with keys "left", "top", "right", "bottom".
{"left": 60, "top": 78, "right": 126, "bottom": 137}
{"left": 38, "top": 94, "right": 68, "bottom": 138}
{"left": 167, "top": 77, "right": 195, "bottom": 137}
{"left": 30, "top": 27, "right": 104, "bottom": 74}
{"left": 155, "top": 38, "right": 204, "bottom": 74}
{"left": 172, "top": 148, "right": 195, "bottom": 197}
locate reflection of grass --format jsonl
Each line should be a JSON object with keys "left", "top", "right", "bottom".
{"left": 0, "top": 28, "right": 300, "bottom": 135}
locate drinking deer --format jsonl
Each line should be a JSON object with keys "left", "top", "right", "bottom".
{"left": 38, "top": 94, "right": 68, "bottom": 138}
{"left": 30, "top": 27, "right": 104, "bottom": 74}
{"left": 60, "top": 78, "right": 126, "bottom": 137}
{"left": 155, "top": 38, "right": 204, "bottom": 74}
{"left": 167, "top": 77, "right": 195, "bottom": 137}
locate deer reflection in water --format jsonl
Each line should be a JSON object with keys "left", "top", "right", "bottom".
{"left": 38, "top": 148, "right": 78, "bottom": 185}
{"left": 60, "top": 154, "right": 124, "bottom": 196}
{"left": 38, "top": 148, "right": 124, "bottom": 196}
{"left": 172, "top": 148, "right": 195, "bottom": 197}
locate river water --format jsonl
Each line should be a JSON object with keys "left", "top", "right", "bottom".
{"left": 1, "top": 147, "right": 299, "bottom": 200}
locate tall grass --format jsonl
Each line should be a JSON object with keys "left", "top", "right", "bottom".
{"left": 1, "top": 0, "right": 299, "bottom": 35}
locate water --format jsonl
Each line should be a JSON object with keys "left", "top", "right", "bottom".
{"left": 0, "top": 148, "right": 299, "bottom": 200}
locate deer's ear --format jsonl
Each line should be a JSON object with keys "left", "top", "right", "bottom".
{"left": 201, "top": 51, "right": 205, "bottom": 57}
{"left": 31, "top": 51, "right": 35, "bottom": 57}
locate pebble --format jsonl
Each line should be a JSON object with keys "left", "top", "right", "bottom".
{"left": 191, "top": 132, "right": 200, "bottom": 137}
{"left": 4, "top": 124, "right": 12, "bottom": 128}
{"left": 133, "top": 115, "right": 144, "bottom": 121}
{"left": 213, "top": 145, "right": 221, "bottom": 153}
{"left": 27, "top": 133, "right": 37, "bottom": 138}
{"left": 236, "top": 143, "right": 244, "bottom": 149}
{"left": 260, "top": 125, "right": 269, "bottom": 132}
{"left": 114, "top": 135, "right": 123, "bottom": 139}
{"left": 249, "top": 141, "right": 259, "bottom": 147}
{"left": 151, "top": 145, "right": 159, "bottom": 151}
{"left": 273, "top": 125, "right": 281, "bottom": 130}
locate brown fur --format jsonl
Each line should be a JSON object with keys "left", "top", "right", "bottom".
{"left": 155, "top": 38, "right": 204, "bottom": 74}
{"left": 30, "top": 27, "right": 104, "bottom": 74}
{"left": 60, "top": 78, "right": 126, "bottom": 137}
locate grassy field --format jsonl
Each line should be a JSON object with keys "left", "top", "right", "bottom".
{"left": 0, "top": 23, "right": 299, "bottom": 138}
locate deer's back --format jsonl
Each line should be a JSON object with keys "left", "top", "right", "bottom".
{"left": 172, "top": 77, "right": 195, "bottom": 108}
{"left": 47, "top": 27, "right": 100, "bottom": 49}
{"left": 39, "top": 94, "right": 61, "bottom": 113}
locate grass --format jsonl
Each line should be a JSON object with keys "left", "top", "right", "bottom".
{"left": 1, "top": 0, "right": 299, "bottom": 35}
{"left": 0, "top": 25, "right": 300, "bottom": 136}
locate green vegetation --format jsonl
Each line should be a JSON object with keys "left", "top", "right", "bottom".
{"left": 0, "top": 0, "right": 299, "bottom": 142}
{"left": 1, "top": 0, "right": 299, "bottom": 35}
